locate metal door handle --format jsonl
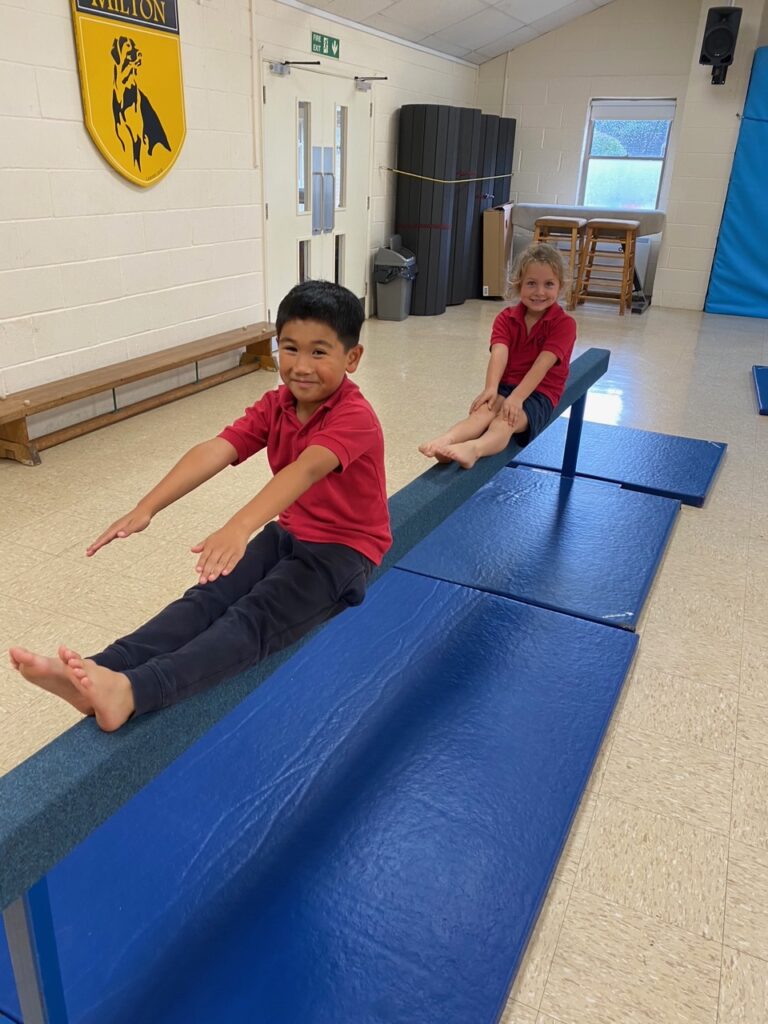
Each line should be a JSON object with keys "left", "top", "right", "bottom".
{"left": 322, "top": 172, "right": 335, "bottom": 233}
{"left": 312, "top": 171, "right": 323, "bottom": 235}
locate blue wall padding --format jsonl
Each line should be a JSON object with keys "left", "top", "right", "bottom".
{"left": 0, "top": 571, "right": 636, "bottom": 1024}
{"left": 512, "top": 418, "right": 726, "bottom": 507}
{"left": 743, "top": 47, "right": 768, "bottom": 120}
{"left": 706, "top": 48, "right": 768, "bottom": 317}
{"left": 398, "top": 467, "right": 678, "bottom": 630}
{"left": 753, "top": 366, "right": 768, "bottom": 413}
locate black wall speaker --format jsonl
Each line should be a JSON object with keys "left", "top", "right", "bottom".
{"left": 699, "top": 6, "right": 742, "bottom": 84}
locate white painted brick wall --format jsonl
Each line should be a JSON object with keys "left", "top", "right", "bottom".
{"left": 0, "top": 0, "right": 263, "bottom": 430}
{"left": 251, "top": 0, "right": 477, "bottom": 313}
{"left": 0, "top": 0, "right": 476, "bottom": 421}
{"left": 654, "top": 0, "right": 768, "bottom": 310}
{"left": 476, "top": 0, "right": 768, "bottom": 311}
{"left": 479, "top": 0, "right": 701, "bottom": 212}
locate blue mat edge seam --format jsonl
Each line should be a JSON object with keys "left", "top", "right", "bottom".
{"left": 511, "top": 421, "right": 728, "bottom": 508}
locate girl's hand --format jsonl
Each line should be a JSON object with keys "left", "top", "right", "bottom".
{"left": 86, "top": 507, "right": 152, "bottom": 556}
{"left": 501, "top": 394, "right": 525, "bottom": 429}
{"left": 191, "top": 524, "right": 250, "bottom": 583}
{"left": 470, "top": 387, "right": 498, "bottom": 414}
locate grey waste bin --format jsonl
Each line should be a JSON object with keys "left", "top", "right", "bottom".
{"left": 374, "top": 240, "right": 417, "bottom": 321}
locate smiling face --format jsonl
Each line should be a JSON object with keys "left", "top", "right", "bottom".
{"left": 277, "top": 318, "right": 362, "bottom": 419}
{"left": 518, "top": 260, "right": 562, "bottom": 318}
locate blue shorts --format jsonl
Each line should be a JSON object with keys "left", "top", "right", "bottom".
{"left": 498, "top": 384, "right": 553, "bottom": 447}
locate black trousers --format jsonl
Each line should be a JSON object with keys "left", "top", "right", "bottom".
{"left": 92, "top": 522, "right": 372, "bottom": 716}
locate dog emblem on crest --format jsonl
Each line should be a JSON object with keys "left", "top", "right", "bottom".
{"left": 70, "top": 0, "right": 185, "bottom": 187}
{"left": 110, "top": 36, "right": 171, "bottom": 171}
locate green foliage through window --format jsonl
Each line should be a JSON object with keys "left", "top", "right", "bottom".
{"left": 583, "top": 117, "right": 672, "bottom": 210}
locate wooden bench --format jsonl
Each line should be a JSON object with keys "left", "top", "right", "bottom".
{"left": 0, "top": 322, "right": 276, "bottom": 466}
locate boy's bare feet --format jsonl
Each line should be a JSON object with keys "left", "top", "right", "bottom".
{"left": 9, "top": 645, "right": 94, "bottom": 716}
{"left": 432, "top": 442, "right": 479, "bottom": 470}
{"left": 63, "top": 652, "right": 135, "bottom": 733}
{"left": 419, "top": 435, "right": 454, "bottom": 463}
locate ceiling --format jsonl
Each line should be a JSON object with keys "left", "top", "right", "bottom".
{"left": 290, "top": 0, "right": 615, "bottom": 65}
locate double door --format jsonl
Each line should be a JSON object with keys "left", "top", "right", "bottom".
{"left": 262, "top": 64, "right": 371, "bottom": 321}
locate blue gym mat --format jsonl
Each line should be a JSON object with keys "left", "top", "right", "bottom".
{"left": 0, "top": 929, "right": 17, "bottom": 1023}
{"left": 398, "top": 466, "right": 678, "bottom": 630}
{"left": 0, "top": 570, "right": 636, "bottom": 1024}
{"left": 511, "top": 417, "right": 726, "bottom": 507}
{"left": 753, "top": 366, "right": 768, "bottom": 414}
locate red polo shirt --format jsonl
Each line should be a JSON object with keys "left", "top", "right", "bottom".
{"left": 219, "top": 377, "right": 391, "bottom": 565}
{"left": 491, "top": 302, "right": 576, "bottom": 407}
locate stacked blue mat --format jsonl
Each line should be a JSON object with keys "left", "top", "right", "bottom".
{"left": 0, "top": 391, "right": 727, "bottom": 1022}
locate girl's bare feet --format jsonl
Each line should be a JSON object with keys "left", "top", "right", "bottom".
{"left": 432, "top": 442, "right": 479, "bottom": 470}
{"left": 419, "top": 435, "right": 455, "bottom": 463}
{"left": 9, "top": 646, "right": 94, "bottom": 716}
{"left": 63, "top": 652, "right": 135, "bottom": 733}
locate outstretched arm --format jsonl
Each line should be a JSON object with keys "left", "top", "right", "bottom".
{"left": 470, "top": 344, "right": 508, "bottom": 413}
{"left": 191, "top": 444, "right": 341, "bottom": 583}
{"left": 87, "top": 437, "right": 238, "bottom": 556}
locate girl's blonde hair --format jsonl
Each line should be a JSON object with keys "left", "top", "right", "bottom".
{"left": 506, "top": 243, "right": 565, "bottom": 302}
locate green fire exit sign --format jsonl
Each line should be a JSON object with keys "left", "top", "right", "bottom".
{"left": 311, "top": 31, "right": 340, "bottom": 59}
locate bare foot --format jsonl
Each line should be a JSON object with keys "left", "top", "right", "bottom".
{"left": 419, "top": 435, "right": 455, "bottom": 462}
{"left": 433, "top": 442, "right": 479, "bottom": 470}
{"left": 9, "top": 645, "right": 94, "bottom": 716}
{"left": 64, "top": 652, "right": 135, "bottom": 733}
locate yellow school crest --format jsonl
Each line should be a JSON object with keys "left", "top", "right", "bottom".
{"left": 70, "top": 0, "right": 186, "bottom": 187}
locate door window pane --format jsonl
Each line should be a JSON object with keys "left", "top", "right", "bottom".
{"left": 334, "top": 235, "right": 345, "bottom": 285}
{"left": 335, "top": 105, "right": 347, "bottom": 208}
{"left": 298, "top": 101, "right": 310, "bottom": 214}
{"left": 298, "top": 239, "right": 311, "bottom": 282}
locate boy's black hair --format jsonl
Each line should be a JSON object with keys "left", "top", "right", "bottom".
{"left": 275, "top": 280, "right": 364, "bottom": 351}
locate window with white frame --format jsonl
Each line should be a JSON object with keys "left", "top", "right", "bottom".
{"left": 579, "top": 99, "right": 676, "bottom": 210}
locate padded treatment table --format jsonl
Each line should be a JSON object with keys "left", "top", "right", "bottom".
{"left": 398, "top": 467, "right": 679, "bottom": 630}
{"left": 0, "top": 571, "right": 637, "bottom": 1024}
{"left": 512, "top": 203, "right": 666, "bottom": 237}
{"left": 512, "top": 417, "right": 727, "bottom": 507}
{"left": 753, "top": 365, "right": 768, "bottom": 414}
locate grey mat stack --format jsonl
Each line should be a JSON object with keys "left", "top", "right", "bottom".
{"left": 396, "top": 105, "right": 516, "bottom": 315}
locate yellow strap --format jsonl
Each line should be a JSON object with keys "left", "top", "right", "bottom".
{"left": 382, "top": 166, "right": 512, "bottom": 186}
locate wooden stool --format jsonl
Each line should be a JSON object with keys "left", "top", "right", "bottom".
{"left": 532, "top": 216, "right": 587, "bottom": 302}
{"left": 571, "top": 218, "right": 639, "bottom": 315}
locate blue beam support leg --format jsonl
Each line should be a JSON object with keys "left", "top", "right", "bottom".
{"left": 561, "top": 393, "right": 586, "bottom": 478}
{"left": 3, "top": 878, "right": 68, "bottom": 1024}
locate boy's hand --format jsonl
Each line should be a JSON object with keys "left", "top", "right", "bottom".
{"left": 501, "top": 393, "right": 525, "bottom": 429}
{"left": 470, "top": 387, "right": 498, "bottom": 414}
{"left": 86, "top": 507, "right": 152, "bottom": 556}
{"left": 191, "top": 523, "right": 250, "bottom": 584}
